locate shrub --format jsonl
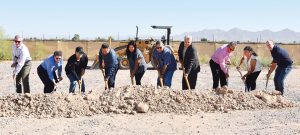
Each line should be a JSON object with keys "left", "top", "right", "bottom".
{"left": 199, "top": 55, "right": 210, "bottom": 64}
{"left": 0, "top": 28, "right": 12, "bottom": 60}
{"left": 32, "top": 42, "right": 46, "bottom": 60}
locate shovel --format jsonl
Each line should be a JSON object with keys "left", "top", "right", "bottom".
{"left": 130, "top": 76, "right": 134, "bottom": 85}
{"left": 101, "top": 69, "right": 109, "bottom": 90}
{"left": 13, "top": 76, "right": 16, "bottom": 89}
{"left": 182, "top": 68, "right": 190, "bottom": 90}
{"left": 53, "top": 84, "right": 57, "bottom": 92}
{"left": 78, "top": 78, "right": 83, "bottom": 94}
{"left": 226, "top": 65, "right": 230, "bottom": 85}
{"left": 12, "top": 67, "right": 16, "bottom": 91}
{"left": 158, "top": 70, "right": 163, "bottom": 87}
{"left": 237, "top": 68, "right": 247, "bottom": 92}
{"left": 265, "top": 76, "right": 269, "bottom": 90}
{"left": 265, "top": 66, "right": 271, "bottom": 90}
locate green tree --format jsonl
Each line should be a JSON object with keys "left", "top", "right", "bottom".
{"left": 201, "top": 38, "right": 208, "bottom": 42}
{"left": 72, "top": 34, "right": 80, "bottom": 41}
{"left": 95, "top": 36, "right": 107, "bottom": 41}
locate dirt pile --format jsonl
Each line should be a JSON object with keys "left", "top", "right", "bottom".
{"left": 0, "top": 85, "right": 298, "bottom": 118}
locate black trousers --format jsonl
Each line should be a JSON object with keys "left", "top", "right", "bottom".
{"left": 182, "top": 69, "right": 198, "bottom": 90}
{"left": 16, "top": 61, "right": 31, "bottom": 93}
{"left": 135, "top": 71, "right": 145, "bottom": 85}
{"left": 245, "top": 71, "right": 261, "bottom": 92}
{"left": 105, "top": 64, "right": 119, "bottom": 89}
{"left": 37, "top": 65, "right": 58, "bottom": 93}
{"left": 209, "top": 59, "right": 227, "bottom": 89}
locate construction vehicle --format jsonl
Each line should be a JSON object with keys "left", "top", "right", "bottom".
{"left": 90, "top": 25, "right": 176, "bottom": 69}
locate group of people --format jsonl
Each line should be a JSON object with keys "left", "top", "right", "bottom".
{"left": 11, "top": 34, "right": 293, "bottom": 95}
{"left": 12, "top": 35, "right": 89, "bottom": 94}
{"left": 209, "top": 40, "right": 293, "bottom": 95}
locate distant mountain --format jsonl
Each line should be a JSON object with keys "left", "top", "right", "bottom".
{"left": 173, "top": 28, "right": 300, "bottom": 43}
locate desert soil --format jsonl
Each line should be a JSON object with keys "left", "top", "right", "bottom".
{"left": 0, "top": 61, "right": 300, "bottom": 135}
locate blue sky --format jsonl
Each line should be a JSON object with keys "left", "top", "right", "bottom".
{"left": 0, "top": 0, "right": 299, "bottom": 39}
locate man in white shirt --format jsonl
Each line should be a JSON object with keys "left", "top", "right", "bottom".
{"left": 11, "top": 35, "right": 32, "bottom": 93}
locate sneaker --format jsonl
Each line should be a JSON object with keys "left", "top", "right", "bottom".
{"left": 271, "top": 91, "right": 282, "bottom": 95}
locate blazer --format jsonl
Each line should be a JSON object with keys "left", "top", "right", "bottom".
{"left": 178, "top": 41, "right": 200, "bottom": 74}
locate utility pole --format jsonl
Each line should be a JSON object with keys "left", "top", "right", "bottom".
{"left": 259, "top": 34, "right": 262, "bottom": 43}
{"left": 118, "top": 32, "right": 119, "bottom": 41}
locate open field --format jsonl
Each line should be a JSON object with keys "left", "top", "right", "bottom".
{"left": 1, "top": 41, "right": 300, "bottom": 65}
{"left": 0, "top": 61, "right": 300, "bottom": 134}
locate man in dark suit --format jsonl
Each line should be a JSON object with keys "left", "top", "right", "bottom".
{"left": 178, "top": 35, "right": 200, "bottom": 90}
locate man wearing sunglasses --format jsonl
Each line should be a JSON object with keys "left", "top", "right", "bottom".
{"left": 210, "top": 41, "right": 237, "bottom": 89}
{"left": 37, "top": 51, "right": 63, "bottom": 93}
{"left": 65, "top": 47, "right": 88, "bottom": 94}
{"left": 152, "top": 41, "right": 177, "bottom": 87}
{"left": 11, "top": 35, "right": 32, "bottom": 93}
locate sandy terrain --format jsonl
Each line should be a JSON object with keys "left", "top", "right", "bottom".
{"left": 0, "top": 61, "right": 300, "bottom": 135}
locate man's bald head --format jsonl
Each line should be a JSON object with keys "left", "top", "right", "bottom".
{"left": 266, "top": 40, "right": 275, "bottom": 51}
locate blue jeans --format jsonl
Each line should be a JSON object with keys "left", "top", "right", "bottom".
{"left": 157, "top": 69, "right": 175, "bottom": 87}
{"left": 67, "top": 74, "right": 85, "bottom": 93}
{"left": 105, "top": 64, "right": 119, "bottom": 89}
{"left": 274, "top": 66, "right": 292, "bottom": 94}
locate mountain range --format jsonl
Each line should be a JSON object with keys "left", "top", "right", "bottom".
{"left": 172, "top": 28, "right": 300, "bottom": 43}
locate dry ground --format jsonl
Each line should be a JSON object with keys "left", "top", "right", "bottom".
{"left": 0, "top": 61, "right": 300, "bottom": 135}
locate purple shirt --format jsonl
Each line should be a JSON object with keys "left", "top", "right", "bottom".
{"left": 211, "top": 44, "right": 232, "bottom": 74}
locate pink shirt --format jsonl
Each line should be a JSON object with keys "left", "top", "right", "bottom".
{"left": 211, "top": 44, "right": 232, "bottom": 74}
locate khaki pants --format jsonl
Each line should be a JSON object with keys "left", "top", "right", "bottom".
{"left": 16, "top": 61, "right": 31, "bottom": 93}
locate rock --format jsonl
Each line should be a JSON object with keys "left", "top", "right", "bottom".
{"left": 130, "top": 110, "right": 137, "bottom": 115}
{"left": 126, "top": 100, "right": 135, "bottom": 105}
{"left": 24, "top": 93, "right": 31, "bottom": 98}
{"left": 227, "top": 89, "right": 233, "bottom": 94}
{"left": 136, "top": 102, "right": 149, "bottom": 113}
{"left": 0, "top": 85, "right": 297, "bottom": 118}
{"left": 118, "top": 104, "right": 128, "bottom": 110}
{"left": 89, "top": 106, "right": 97, "bottom": 113}
{"left": 108, "top": 106, "right": 116, "bottom": 112}
{"left": 101, "top": 101, "right": 108, "bottom": 106}
{"left": 217, "top": 88, "right": 227, "bottom": 95}
{"left": 0, "top": 113, "right": 6, "bottom": 117}
{"left": 65, "top": 95, "right": 72, "bottom": 102}
{"left": 254, "top": 91, "right": 277, "bottom": 104}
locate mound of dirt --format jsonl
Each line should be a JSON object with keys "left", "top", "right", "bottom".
{"left": 0, "top": 85, "right": 298, "bottom": 118}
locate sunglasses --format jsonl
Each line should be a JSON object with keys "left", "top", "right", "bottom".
{"left": 156, "top": 47, "right": 162, "bottom": 50}
{"left": 15, "top": 41, "right": 21, "bottom": 43}
{"left": 229, "top": 47, "right": 235, "bottom": 51}
{"left": 55, "top": 57, "right": 62, "bottom": 60}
